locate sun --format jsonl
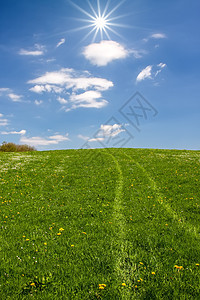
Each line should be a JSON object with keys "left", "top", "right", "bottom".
{"left": 69, "top": 0, "right": 127, "bottom": 42}
{"left": 94, "top": 16, "right": 107, "bottom": 30}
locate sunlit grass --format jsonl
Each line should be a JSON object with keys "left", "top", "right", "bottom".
{"left": 0, "top": 148, "right": 199, "bottom": 299}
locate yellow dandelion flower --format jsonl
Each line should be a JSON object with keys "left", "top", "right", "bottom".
{"left": 59, "top": 228, "right": 64, "bottom": 232}
{"left": 174, "top": 265, "right": 183, "bottom": 270}
{"left": 25, "top": 239, "right": 29, "bottom": 241}
{"left": 71, "top": 245, "right": 74, "bottom": 247}
{"left": 122, "top": 283, "right": 126, "bottom": 286}
{"left": 152, "top": 272, "right": 155, "bottom": 275}
{"left": 99, "top": 286, "right": 104, "bottom": 289}
{"left": 99, "top": 284, "right": 106, "bottom": 287}
{"left": 82, "top": 232, "right": 87, "bottom": 235}
{"left": 44, "top": 242, "right": 47, "bottom": 245}
{"left": 135, "top": 285, "right": 138, "bottom": 288}
{"left": 139, "top": 262, "right": 143, "bottom": 265}
{"left": 57, "top": 232, "right": 61, "bottom": 236}
{"left": 196, "top": 264, "right": 199, "bottom": 266}
{"left": 30, "top": 283, "right": 35, "bottom": 287}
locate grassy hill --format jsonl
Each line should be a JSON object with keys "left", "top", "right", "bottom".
{"left": 0, "top": 148, "right": 200, "bottom": 299}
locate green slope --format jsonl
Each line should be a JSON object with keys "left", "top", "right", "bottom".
{"left": 0, "top": 148, "right": 200, "bottom": 299}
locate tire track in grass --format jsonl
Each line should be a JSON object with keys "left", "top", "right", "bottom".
{"left": 124, "top": 152, "right": 200, "bottom": 240}
{"left": 105, "top": 151, "right": 132, "bottom": 298}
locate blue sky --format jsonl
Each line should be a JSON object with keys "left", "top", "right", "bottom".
{"left": 0, "top": 0, "right": 199, "bottom": 150}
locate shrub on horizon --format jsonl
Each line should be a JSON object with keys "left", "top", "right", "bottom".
{"left": 0, "top": 142, "right": 36, "bottom": 152}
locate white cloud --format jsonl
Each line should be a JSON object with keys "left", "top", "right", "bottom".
{"left": 0, "top": 88, "right": 11, "bottom": 93}
{"left": 49, "top": 134, "right": 69, "bottom": 142}
{"left": 8, "top": 93, "right": 22, "bottom": 102}
{"left": 28, "top": 68, "right": 113, "bottom": 111}
{"left": 78, "top": 134, "right": 89, "bottom": 141}
{"left": 1, "top": 129, "right": 26, "bottom": 135}
{"left": 88, "top": 124, "right": 125, "bottom": 143}
{"left": 28, "top": 68, "right": 113, "bottom": 92}
{"left": 98, "top": 124, "right": 125, "bottom": 138}
{"left": 0, "top": 119, "right": 8, "bottom": 126}
{"left": 30, "top": 85, "right": 46, "bottom": 93}
{"left": 56, "top": 38, "right": 66, "bottom": 48}
{"left": 143, "top": 33, "right": 167, "bottom": 43}
{"left": 34, "top": 100, "right": 43, "bottom": 106}
{"left": 130, "top": 49, "right": 147, "bottom": 59}
{"left": 57, "top": 96, "right": 68, "bottom": 105}
{"left": 88, "top": 137, "right": 105, "bottom": 142}
{"left": 46, "top": 58, "right": 56, "bottom": 63}
{"left": 19, "top": 49, "right": 43, "bottom": 56}
{"left": 136, "top": 63, "right": 167, "bottom": 83}
{"left": 136, "top": 65, "right": 153, "bottom": 82}
{"left": 157, "top": 63, "right": 167, "bottom": 69}
{"left": 30, "top": 84, "right": 63, "bottom": 94}
{"left": 19, "top": 44, "right": 45, "bottom": 56}
{"left": 83, "top": 40, "right": 129, "bottom": 66}
{"left": 155, "top": 63, "right": 167, "bottom": 77}
{"left": 151, "top": 33, "right": 167, "bottom": 39}
{"left": 0, "top": 114, "right": 8, "bottom": 126}
{"left": 69, "top": 91, "right": 108, "bottom": 109}
{"left": 20, "top": 133, "right": 69, "bottom": 146}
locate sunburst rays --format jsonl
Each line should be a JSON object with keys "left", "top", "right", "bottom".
{"left": 69, "top": 0, "right": 128, "bottom": 42}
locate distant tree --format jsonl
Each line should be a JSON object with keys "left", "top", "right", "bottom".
{"left": 0, "top": 142, "right": 36, "bottom": 152}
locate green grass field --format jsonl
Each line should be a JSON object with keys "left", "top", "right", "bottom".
{"left": 0, "top": 148, "right": 200, "bottom": 299}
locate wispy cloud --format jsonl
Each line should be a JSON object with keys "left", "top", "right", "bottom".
{"left": 0, "top": 113, "right": 9, "bottom": 126}
{"left": 83, "top": 40, "right": 129, "bottom": 66}
{"left": 1, "top": 129, "right": 26, "bottom": 135}
{"left": 20, "top": 133, "right": 69, "bottom": 146}
{"left": 144, "top": 33, "right": 167, "bottom": 43}
{"left": 34, "top": 100, "right": 43, "bottom": 106}
{"left": 136, "top": 65, "right": 153, "bottom": 82}
{"left": 48, "top": 134, "right": 69, "bottom": 142}
{"left": 19, "top": 49, "right": 43, "bottom": 56}
{"left": 151, "top": 33, "right": 167, "bottom": 39}
{"left": 0, "top": 88, "right": 25, "bottom": 103}
{"left": 56, "top": 38, "right": 66, "bottom": 48}
{"left": 8, "top": 93, "right": 23, "bottom": 102}
{"left": 28, "top": 68, "right": 113, "bottom": 91}
{"left": 130, "top": 49, "right": 147, "bottom": 59}
{"left": 78, "top": 134, "right": 89, "bottom": 141}
{"left": 0, "top": 88, "right": 11, "bottom": 93}
{"left": 136, "top": 63, "right": 167, "bottom": 83}
{"left": 57, "top": 97, "right": 68, "bottom": 105}
{"left": 19, "top": 44, "right": 45, "bottom": 56}
{"left": 88, "top": 137, "right": 104, "bottom": 142}
{"left": 155, "top": 63, "right": 167, "bottom": 76}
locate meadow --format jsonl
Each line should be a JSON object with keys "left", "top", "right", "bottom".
{"left": 0, "top": 148, "right": 199, "bottom": 299}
